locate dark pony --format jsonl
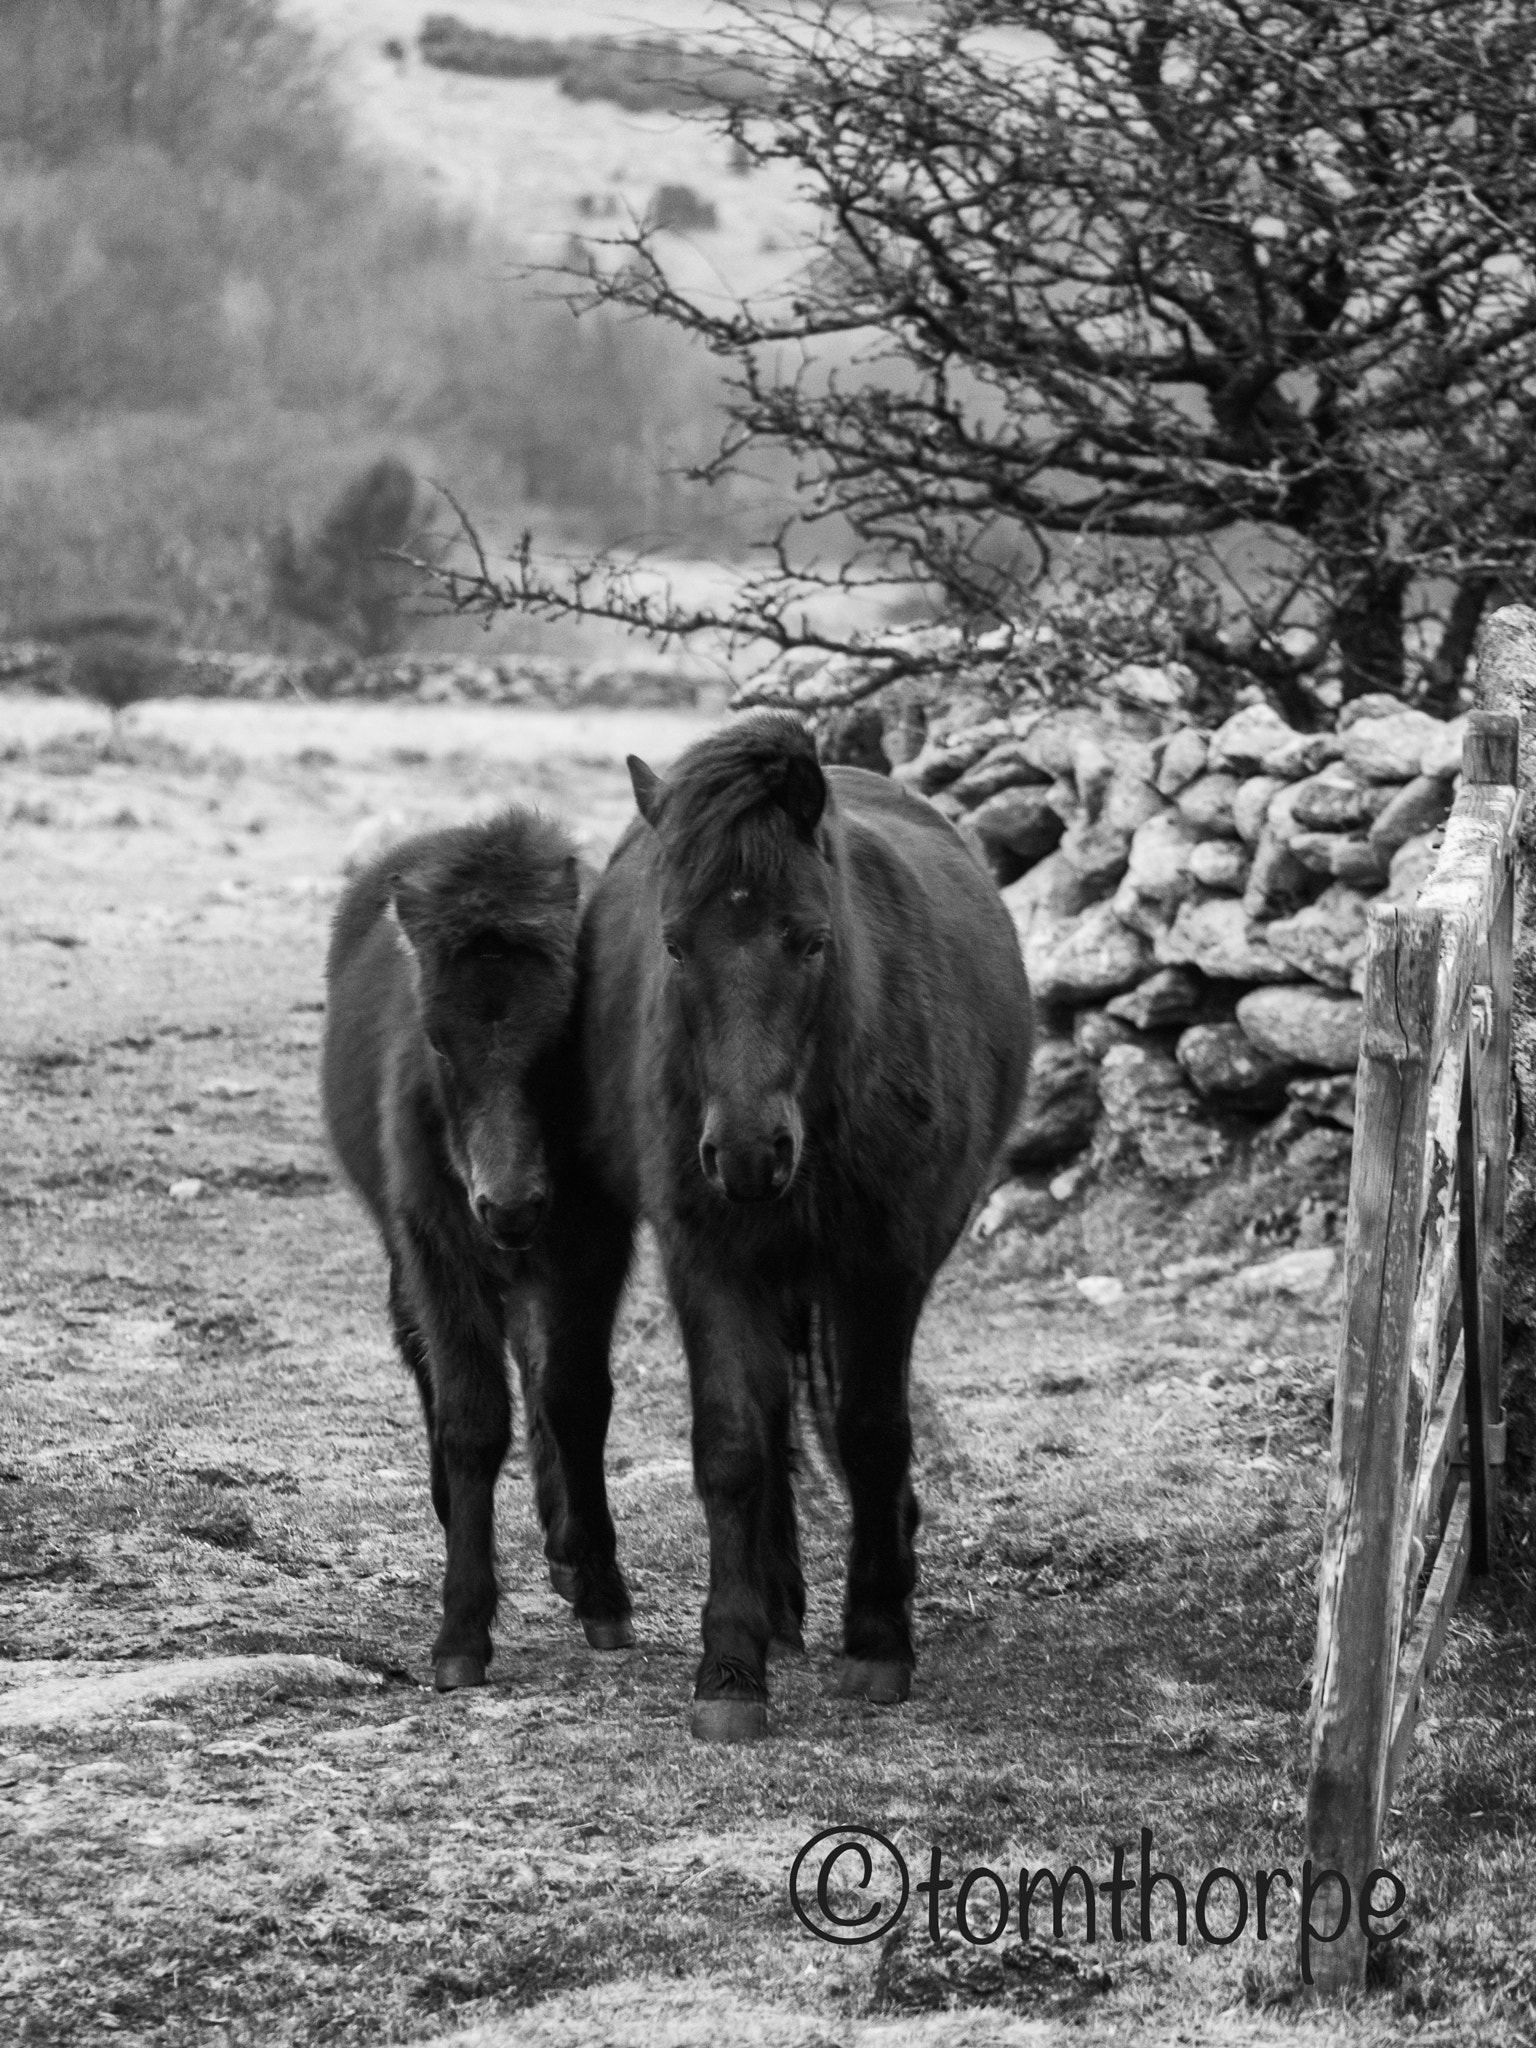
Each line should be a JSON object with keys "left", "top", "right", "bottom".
{"left": 540, "top": 712, "right": 1031, "bottom": 1738}
{"left": 322, "top": 808, "right": 633, "bottom": 1691}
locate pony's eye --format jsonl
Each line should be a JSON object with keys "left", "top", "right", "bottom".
{"left": 800, "top": 934, "right": 826, "bottom": 961}
{"left": 664, "top": 938, "right": 684, "bottom": 963}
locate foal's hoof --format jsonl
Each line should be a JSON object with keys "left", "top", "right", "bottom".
{"left": 770, "top": 1624, "right": 807, "bottom": 1658}
{"left": 833, "top": 1658, "right": 912, "bottom": 1705}
{"left": 582, "top": 1614, "right": 636, "bottom": 1651}
{"left": 433, "top": 1655, "right": 487, "bottom": 1692}
{"left": 690, "top": 1697, "right": 769, "bottom": 1743}
{"left": 548, "top": 1561, "right": 579, "bottom": 1604}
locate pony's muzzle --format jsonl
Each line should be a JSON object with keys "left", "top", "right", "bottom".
{"left": 472, "top": 1189, "right": 547, "bottom": 1249}
{"left": 699, "top": 1113, "right": 799, "bottom": 1203}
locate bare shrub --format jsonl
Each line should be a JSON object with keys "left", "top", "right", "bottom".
{"left": 68, "top": 632, "right": 174, "bottom": 734}
{"left": 268, "top": 458, "right": 420, "bottom": 657}
{"left": 647, "top": 185, "right": 718, "bottom": 235}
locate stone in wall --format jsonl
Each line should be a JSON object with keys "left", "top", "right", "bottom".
{"left": 1001, "top": 850, "right": 1098, "bottom": 941}
{"left": 1262, "top": 729, "right": 1344, "bottom": 779}
{"left": 894, "top": 720, "right": 1012, "bottom": 794}
{"left": 1241, "top": 827, "right": 1321, "bottom": 919}
{"left": 1282, "top": 769, "right": 1394, "bottom": 833}
{"left": 1106, "top": 964, "right": 1207, "bottom": 1030}
{"left": 1058, "top": 756, "right": 1165, "bottom": 890}
{"left": 1003, "top": 1039, "right": 1100, "bottom": 1167}
{"left": 1155, "top": 896, "right": 1299, "bottom": 982}
{"left": 1105, "top": 660, "right": 1195, "bottom": 717}
{"left": 947, "top": 738, "right": 1050, "bottom": 804}
{"left": 1287, "top": 1072, "right": 1358, "bottom": 1130}
{"left": 1176, "top": 772, "right": 1244, "bottom": 837}
{"left": 1154, "top": 727, "right": 1208, "bottom": 795}
{"left": 1094, "top": 1042, "right": 1231, "bottom": 1180}
{"left": 1187, "top": 840, "right": 1251, "bottom": 892}
{"left": 966, "top": 785, "right": 1065, "bottom": 864}
{"left": 1233, "top": 775, "right": 1285, "bottom": 845}
{"left": 1236, "top": 985, "right": 1363, "bottom": 1070}
{"left": 1025, "top": 899, "right": 1155, "bottom": 1007}
{"left": 1285, "top": 830, "right": 1391, "bottom": 888}
{"left": 1020, "top": 707, "right": 1111, "bottom": 780}
{"left": 1112, "top": 811, "right": 1202, "bottom": 935}
{"left": 1074, "top": 1007, "right": 1142, "bottom": 1060}
{"left": 1206, "top": 703, "right": 1297, "bottom": 773}
{"left": 1340, "top": 708, "right": 1447, "bottom": 782}
{"left": 1176, "top": 1022, "right": 1294, "bottom": 1108}
{"left": 1368, "top": 774, "right": 1455, "bottom": 856}
{"left": 1264, "top": 882, "right": 1372, "bottom": 992}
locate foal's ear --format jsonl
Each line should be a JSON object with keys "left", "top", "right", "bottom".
{"left": 768, "top": 750, "right": 827, "bottom": 838}
{"left": 627, "top": 755, "right": 670, "bottom": 828}
{"left": 385, "top": 881, "right": 422, "bottom": 959}
{"left": 571, "top": 853, "right": 601, "bottom": 909}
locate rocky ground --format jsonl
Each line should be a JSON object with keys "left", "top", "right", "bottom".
{"left": 3, "top": 695, "right": 1535, "bottom": 2047}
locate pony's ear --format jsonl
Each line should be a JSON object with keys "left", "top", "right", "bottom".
{"left": 767, "top": 750, "right": 827, "bottom": 838}
{"left": 628, "top": 755, "right": 669, "bottom": 827}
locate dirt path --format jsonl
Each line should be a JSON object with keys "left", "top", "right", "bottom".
{"left": 2, "top": 698, "right": 1530, "bottom": 2045}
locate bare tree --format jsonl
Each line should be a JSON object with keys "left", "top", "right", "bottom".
{"left": 434, "top": 0, "right": 1536, "bottom": 718}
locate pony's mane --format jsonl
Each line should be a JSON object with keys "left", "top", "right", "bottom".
{"left": 656, "top": 711, "right": 824, "bottom": 911}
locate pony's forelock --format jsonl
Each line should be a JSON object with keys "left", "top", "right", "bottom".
{"left": 653, "top": 713, "right": 828, "bottom": 912}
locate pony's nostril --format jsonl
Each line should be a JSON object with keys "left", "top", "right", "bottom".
{"left": 476, "top": 1194, "right": 546, "bottom": 1247}
{"left": 700, "top": 1140, "right": 721, "bottom": 1185}
{"left": 771, "top": 1130, "right": 796, "bottom": 1181}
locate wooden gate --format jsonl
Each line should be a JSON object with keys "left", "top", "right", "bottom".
{"left": 1303, "top": 709, "right": 1520, "bottom": 1993}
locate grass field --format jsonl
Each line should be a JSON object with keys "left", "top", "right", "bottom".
{"left": 2, "top": 697, "right": 1535, "bottom": 2046}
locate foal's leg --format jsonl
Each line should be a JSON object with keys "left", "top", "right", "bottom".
{"left": 388, "top": 1254, "right": 448, "bottom": 1528}
{"left": 671, "top": 1264, "right": 787, "bottom": 1741}
{"left": 399, "top": 1229, "right": 513, "bottom": 1692}
{"left": 827, "top": 1275, "right": 924, "bottom": 1705}
{"left": 530, "top": 1189, "right": 635, "bottom": 1650}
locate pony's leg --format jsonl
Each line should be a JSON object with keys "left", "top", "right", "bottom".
{"left": 400, "top": 1231, "right": 513, "bottom": 1692}
{"left": 763, "top": 1392, "right": 805, "bottom": 1654}
{"left": 671, "top": 1265, "right": 784, "bottom": 1741}
{"left": 389, "top": 1254, "right": 447, "bottom": 1529}
{"left": 532, "top": 1192, "right": 635, "bottom": 1650}
{"left": 827, "top": 1277, "right": 924, "bottom": 1705}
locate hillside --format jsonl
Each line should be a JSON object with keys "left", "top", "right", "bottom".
{"left": 283, "top": 0, "right": 819, "bottom": 306}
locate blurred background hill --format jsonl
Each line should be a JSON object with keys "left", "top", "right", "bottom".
{"left": 0, "top": 0, "right": 819, "bottom": 659}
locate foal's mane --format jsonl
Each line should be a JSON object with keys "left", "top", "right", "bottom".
{"left": 332, "top": 808, "right": 579, "bottom": 975}
{"left": 656, "top": 712, "right": 825, "bottom": 912}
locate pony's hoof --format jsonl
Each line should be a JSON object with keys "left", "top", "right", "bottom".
{"left": 690, "top": 1697, "right": 769, "bottom": 1743}
{"left": 433, "top": 1655, "right": 487, "bottom": 1692}
{"left": 548, "top": 1561, "right": 579, "bottom": 1604}
{"left": 834, "top": 1658, "right": 912, "bottom": 1705}
{"left": 771, "top": 1625, "right": 807, "bottom": 1658}
{"left": 582, "top": 1614, "right": 635, "bottom": 1651}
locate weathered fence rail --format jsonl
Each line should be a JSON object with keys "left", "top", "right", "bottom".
{"left": 1303, "top": 689, "right": 1522, "bottom": 1993}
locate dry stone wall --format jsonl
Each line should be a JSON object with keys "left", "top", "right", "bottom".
{"left": 874, "top": 672, "right": 1467, "bottom": 1198}
{"left": 0, "top": 642, "right": 718, "bottom": 712}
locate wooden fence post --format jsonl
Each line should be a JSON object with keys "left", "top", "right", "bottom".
{"left": 1305, "top": 908, "right": 1442, "bottom": 1994}
{"left": 1475, "top": 609, "right": 1536, "bottom": 1376}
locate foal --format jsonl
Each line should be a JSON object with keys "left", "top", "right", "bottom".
{"left": 322, "top": 809, "right": 633, "bottom": 1690}
{"left": 541, "top": 713, "right": 1031, "bottom": 1738}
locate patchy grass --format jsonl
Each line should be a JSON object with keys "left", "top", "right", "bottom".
{"left": 1, "top": 698, "right": 1534, "bottom": 2046}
